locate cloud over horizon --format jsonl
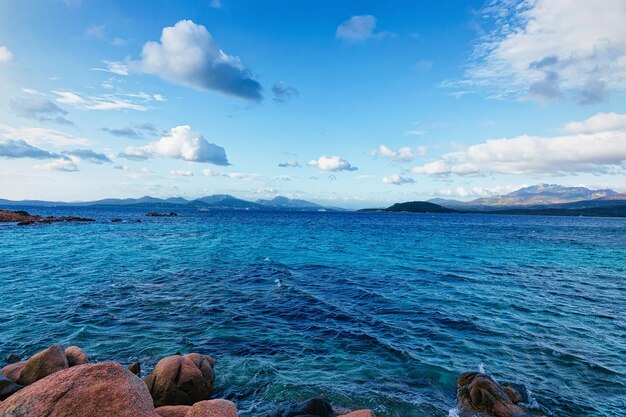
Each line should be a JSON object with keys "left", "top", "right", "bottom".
{"left": 411, "top": 113, "right": 626, "bottom": 176}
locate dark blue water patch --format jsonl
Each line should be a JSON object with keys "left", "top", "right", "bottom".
{"left": 1, "top": 208, "right": 625, "bottom": 416}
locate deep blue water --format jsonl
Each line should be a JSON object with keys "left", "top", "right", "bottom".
{"left": 0, "top": 207, "right": 625, "bottom": 416}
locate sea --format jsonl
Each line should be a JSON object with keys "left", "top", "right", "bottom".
{"left": 0, "top": 206, "right": 624, "bottom": 416}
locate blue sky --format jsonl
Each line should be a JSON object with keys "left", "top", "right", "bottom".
{"left": 1, "top": 0, "right": 626, "bottom": 208}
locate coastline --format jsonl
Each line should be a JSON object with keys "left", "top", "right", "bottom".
{"left": 0, "top": 344, "right": 543, "bottom": 417}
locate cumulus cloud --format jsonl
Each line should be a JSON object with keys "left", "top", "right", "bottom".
{"left": 369, "top": 144, "right": 428, "bottom": 162}
{"left": 412, "top": 115, "right": 626, "bottom": 177}
{"left": 0, "top": 124, "right": 89, "bottom": 147}
{"left": 336, "top": 15, "right": 391, "bottom": 42}
{"left": 452, "top": 0, "right": 626, "bottom": 104}
{"left": 382, "top": 174, "right": 415, "bottom": 185}
{"left": 411, "top": 160, "right": 451, "bottom": 175}
{"left": 134, "top": 20, "right": 262, "bottom": 101}
{"left": 121, "top": 125, "right": 229, "bottom": 165}
{"left": 170, "top": 170, "right": 194, "bottom": 176}
{"left": 563, "top": 112, "right": 626, "bottom": 134}
{"left": 0, "top": 46, "right": 13, "bottom": 63}
{"left": 272, "top": 81, "right": 299, "bottom": 102}
{"left": 64, "top": 149, "right": 112, "bottom": 164}
{"left": 10, "top": 98, "right": 72, "bottom": 125}
{"left": 307, "top": 155, "right": 357, "bottom": 171}
{"left": 278, "top": 160, "right": 301, "bottom": 168}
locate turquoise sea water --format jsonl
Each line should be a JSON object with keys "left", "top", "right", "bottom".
{"left": 0, "top": 207, "right": 625, "bottom": 416}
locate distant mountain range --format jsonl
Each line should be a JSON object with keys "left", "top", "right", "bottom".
{"left": 0, "top": 195, "right": 340, "bottom": 212}
{"left": 361, "top": 184, "right": 626, "bottom": 217}
{"left": 429, "top": 184, "right": 626, "bottom": 210}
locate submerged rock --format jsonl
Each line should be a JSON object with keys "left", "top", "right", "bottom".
{"left": 0, "top": 375, "right": 22, "bottom": 401}
{"left": 145, "top": 212, "right": 178, "bottom": 217}
{"left": 17, "top": 344, "right": 68, "bottom": 386}
{"left": 6, "top": 355, "right": 20, "bottom": 364}
{"left": 128, "top": 361, "right": 141, "bottom": 377}
{"left": 0, "top": 362, "right": 156, "bottom": 417}
{"left": 145, "top": 353, "right": 215, "bottom": 407}
{"left": 456, "top": 372, "right": 526, "bottom": 417}
{"left": 64, "top": 346, "right": 88, "bottom": 367}
{"left": 273, "top": 397, "right": 335, "bottom": 417}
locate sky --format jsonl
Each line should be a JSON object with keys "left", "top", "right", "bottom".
{"left": 1, "top": 0, "right": 626, "bottom": 208}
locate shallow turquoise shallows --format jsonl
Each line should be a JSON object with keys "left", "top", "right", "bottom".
{"left": 1, "top": 207, "right": 625, "bottom": 416}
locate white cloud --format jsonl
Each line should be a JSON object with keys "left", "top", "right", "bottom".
{"left": 563, "top": 112, "right": 626, "bottom": 134}
{"left": 210, "top": 0, "right": 222, "bottom": 8}
{"left": 308, "top": 155, "right": 357, "bottom": 171}
{"left": 54, "top": 91, "right": 86, "bottom": 105}
{"left": 0, "top": 46, "right": 13, "bottom": 63}
{"left": 382, "top": 174, "right": 415, "bottom": 185}
{"left": 411, "top": 160, "right": 450, "bottom": 175}
{"left": 170, "top": 170, "right": 194, "bottom": 176}
{"left": 134, "top": 20, "right": 262, "bottom": 101}
{"left": 278, "top": 160, "right": 300, "bottom": 168}
{"left": 273, "top": 175, "right": 291, "bottom": 181}
{"left": 35, "top": 158, "right": 78, "bottom": 172}
{"left": 369, "top": 144, "right": 428, "bottom": 162}
{"left": 202, "top": 168, "right": 258, "bottom": 180}
{"left": 336, "top": 15, "right": 391, "bottom": 42}
{"left": 435, "top": 184, "right": 523, "bottom": 198}
{"left": 454, "top": 0, "right": 626, "bottom": 103}
{"left": 53, "top": 90, "right": 150, "bottom": 111}
{"left": 0, "top": 124, "right": 89, "bottom": 147}
{"left": 91, "top": 60, "right": 129, "bottom": 76}
{"left": 122, "top": 125, "right": 229, "bottom": 165}
{"left": 406, "top": 129, "right": 426, "bottom": 136}
{"left": 413, "top": 114, "right": 626, "bottom": 176}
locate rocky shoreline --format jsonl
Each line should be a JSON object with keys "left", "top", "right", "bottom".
{"left": 0, "top": 344, "right": 543, "bottom": 417}
{"left": 0, "top": 210, "right": 95, "bottom": 226}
